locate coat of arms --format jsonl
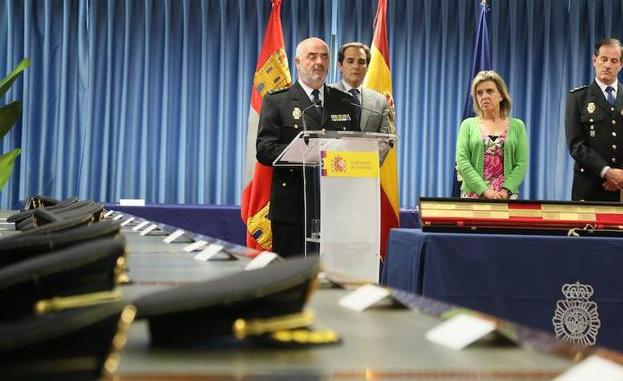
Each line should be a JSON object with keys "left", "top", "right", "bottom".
{"left": 331, "top": 156, "right": 347, "bottom": 172}
{"left": 552, "top": 281, "right": 600, "bottom": 347}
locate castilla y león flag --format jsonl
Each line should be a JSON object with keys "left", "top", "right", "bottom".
{"left": 363, "top": 0, "right": 400, "bottom": 260}
{"left": 241, "top": 0, "right": 291, "bottom": 250}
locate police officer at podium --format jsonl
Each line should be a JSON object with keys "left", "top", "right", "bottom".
{"left": 566, "top": 38, "right": 623, "bottom": 201}
{"left": 256, "top": 37, "right": 358, "bottom": 257}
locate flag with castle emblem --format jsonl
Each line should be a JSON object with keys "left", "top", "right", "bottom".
{"left": 241, "top": 0, "right": 291, "bottom": 250}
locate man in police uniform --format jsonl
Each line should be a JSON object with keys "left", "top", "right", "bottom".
{"left": 256, "top": 37, "right": 358, "bottom": 257}
{"left": 566, "top": 38, "right": 623, "bottom": 201}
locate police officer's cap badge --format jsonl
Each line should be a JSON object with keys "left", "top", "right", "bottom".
{"left": 292, "top": 107, "right": 302, "bottom": 120}
{"left": 587, "top": 102, "right": 596, "bottom": 114}
{"left": 552, "top": 281, "right": 601, "bottom": 347}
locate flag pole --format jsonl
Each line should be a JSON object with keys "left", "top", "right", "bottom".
{"left": 329, "top": 0, "right": 338, "bottom": 84}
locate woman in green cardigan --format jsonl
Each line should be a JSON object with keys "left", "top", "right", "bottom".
{"left": 456, "top": 70, "right": 528, "bottom": 199}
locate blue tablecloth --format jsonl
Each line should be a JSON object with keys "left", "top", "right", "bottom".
{"left": 106, "top": 204, "right": 420, "bottom": 247}
{"left": 106, "top": 204, "right": 247, "bottom": 244}
{"left": 382, "top": 228, "right": 623, "bottom": 351}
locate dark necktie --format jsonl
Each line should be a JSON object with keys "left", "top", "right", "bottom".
{"left": 606, "top": 86, "right": 616, "bottom": 106}
{"left": 349, "top": 88, "right": 362, "bottom": 126}
{"left": 311, "top": 89, "right": 322, "bottom": 118}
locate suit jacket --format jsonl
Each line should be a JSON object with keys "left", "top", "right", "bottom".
{"left": 566, "top": 80, "right": 623, "bottom": 201}
{"left": 330, "top": 81, "right": 390, "bottom": 133}
{"left": 256, "top": 81, "right": 359, "bottom": 223}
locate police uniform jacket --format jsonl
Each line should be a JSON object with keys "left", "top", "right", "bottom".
{"left": 256, "top": 81, "right": 359, "bottom": 223}
{"left": 566, "top": 81, "right": 623, "bottom": 201}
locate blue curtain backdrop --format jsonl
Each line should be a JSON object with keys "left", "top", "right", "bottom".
{"left": 0, "top": 0, "right": 622, "bottom": 208}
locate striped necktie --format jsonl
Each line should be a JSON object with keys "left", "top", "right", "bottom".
{"left": 349, "top": 88, "right": 361, "bottom": 126}
{"left": 606, "top": 86, "right": 616, "bottom": 106}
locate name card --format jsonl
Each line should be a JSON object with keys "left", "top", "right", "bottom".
{"left": 140, "top": 224, "right": 159, "bottom": 236}
{"left": 194, "top": 244, "right": 225, "bottom": 261}
{"left": 183, "top": 240, "right": 207, "bottom": 252}
{"left": 425, "top": 313, "right": 496, "bottom": 350}
{"left": 113, "top": 213, "right": 125, "bottom": 220}
{"left": 163, "top": 229, "right": 186, "bottom": 243}
{"left": 338, "top": 284, "right": 392, "bottom": 312}
{"left": 104, "top": 210, "right": 115, "bottom": 218}
{"left": 244, "top": 251, "right": 278, "bottom": 270}
{"left": 120, "top": 217, "right": 135, "bottom": 227}
{"left": 132, "top": 221, "right": 150, "bottom": 231}
{"left": 119, "top": 198, "right": 145, "bottom": 206}
{"left": 553, "top": 355, "right": 623, "bottom": 381}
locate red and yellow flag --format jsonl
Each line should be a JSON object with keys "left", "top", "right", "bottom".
{"left": 363, "top": 0, "right": 400, "bottom": 260}
{"left": 241, "top": 0, "right": 291, "bottom": 250}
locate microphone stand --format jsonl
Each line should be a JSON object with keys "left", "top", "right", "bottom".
{"left": 342, "top": 98, "right": 394, "bottom": 162}
{"left": 302, "top": 100, "right": 322, "bottom": 145}
{"left": 300, "top": 99, "right": 322, "bottom": 256}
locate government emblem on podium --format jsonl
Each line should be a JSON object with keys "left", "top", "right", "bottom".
{"left": 331, "top": 156, "right": 347, "bottom": 172}
{"left": 552, "top": 281, "right": 600, "bottom": 347}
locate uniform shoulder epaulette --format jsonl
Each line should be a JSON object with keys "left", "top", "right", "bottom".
{"left": 569, "top": 85, "right": 588, "bottom": 93}
{"left": 268, "top": 87, "right": 290, "bottom": 95}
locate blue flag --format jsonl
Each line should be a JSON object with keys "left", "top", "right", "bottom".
{"left": 461, "top": 1, "right": 492, "bottom": 119}
{"left": 452, "top": 0, "right": 492, "bottom": 197}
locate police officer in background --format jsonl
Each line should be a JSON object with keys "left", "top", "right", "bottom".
{"left": 566, "top": 38, "right": 623, "bottom": 201}
{"left": 256, "top": 37, "right": 358, "bottom": 257}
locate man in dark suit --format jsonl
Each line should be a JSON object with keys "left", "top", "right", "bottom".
{"left": 330, "top": 42, "right": 392, "bottom": 163}
{"left": 256, "top": 37, "right": 358, "bottom": 257}
{"left": 331, "top": 42, "right": 390, "bottom": 134}
{"left": 566, "top": 38, "right": 623, "bottom": 201}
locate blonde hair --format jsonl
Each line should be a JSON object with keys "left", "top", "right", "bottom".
{"left": 471, "top": 70, "right": 512, "bottom": 118}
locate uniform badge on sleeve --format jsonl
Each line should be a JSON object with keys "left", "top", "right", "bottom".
{"left": 292, "top": 107, "right": 302, "bottom": 120}
{"left": 587, "top": 102, "right": 595, "bottom": 113}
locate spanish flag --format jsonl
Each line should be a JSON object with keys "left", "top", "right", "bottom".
{"left": 363, "top": 0, "right": 399, "bottom": 259}
{"left": 241, "top": 0, "right": 291, "bottom": 250}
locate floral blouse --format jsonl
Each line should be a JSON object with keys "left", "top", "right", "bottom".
{"left": 462, "top": 123, "right": 508, "bottom": 199}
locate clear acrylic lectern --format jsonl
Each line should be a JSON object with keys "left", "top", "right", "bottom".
{"left": 273, "top": 130, "right": 395, "bottom": 283}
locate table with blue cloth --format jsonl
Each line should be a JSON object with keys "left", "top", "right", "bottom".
{"left": 381, "top": 228, "right": 623, "bottom": 352}
{"left": 105, "top": 204, "right": 247, "bottom": 245}
{"left": 105, "top": 204, "right": 420, "bottom": 246}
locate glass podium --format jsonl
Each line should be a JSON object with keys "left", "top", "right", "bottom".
{"left": 273, "top": 130, "right": 395, "bottom": 283}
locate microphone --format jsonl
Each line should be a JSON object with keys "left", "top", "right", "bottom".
{"left": 341, "top": 97, "right": 385, "bottom": 117}
{"left": 342, "top": 98, "right": 394, "bottom": 148}
{"left": 302, "top": 99, "right": 322, "bottom": 145}
{"left": 302, "top": 100, "right": 322, "bottom": 132}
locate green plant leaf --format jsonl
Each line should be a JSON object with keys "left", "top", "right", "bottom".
{"left": 0, "top": 58, "right": 31, "bottom": 99}
{"left": 0, "top": 148, "right": 20, "bottom": 190}
{"left": 0, "top": 101, "right": 21, "bottom": 140}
